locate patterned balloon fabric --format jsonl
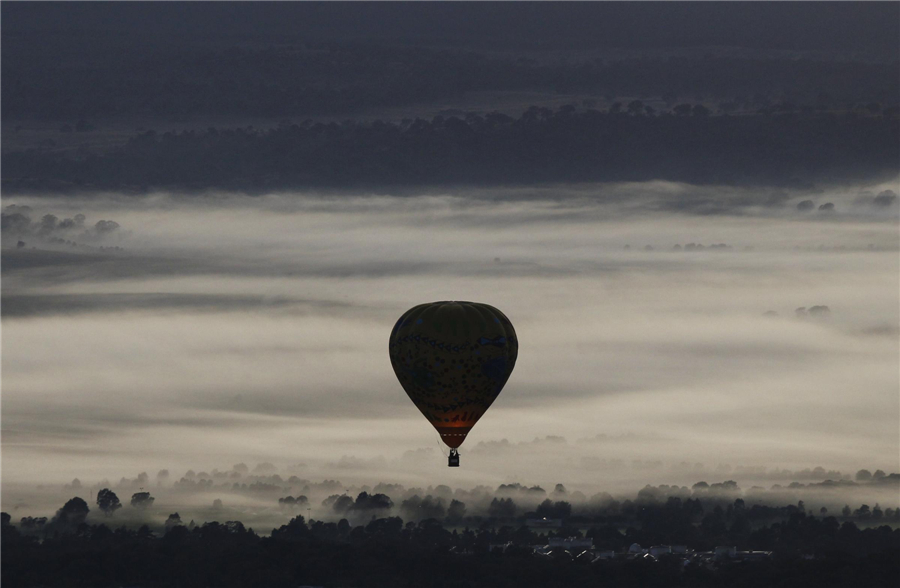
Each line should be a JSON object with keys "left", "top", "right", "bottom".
{"left": 388, "top": 301, "right": 518, "bottom": 449}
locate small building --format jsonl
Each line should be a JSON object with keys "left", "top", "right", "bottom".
{"left": 548, "top": 537, "right": 593, "bottom": 550}
{"left": 628, "top": 542, "right": 644, "bottom": 554}
{"left": 592, "top": 550, "right": 616, "bottom": 560}
{"left": 649, "top": 545, "right": 671, "bottom": 557}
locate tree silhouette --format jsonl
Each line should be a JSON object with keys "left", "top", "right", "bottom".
{"left": 156, "top": 470, "right": 170, "bottom": 486}
{"left": 19, "top": 516, "right": 48, "bottom": 531}
{"left": 446, "top": 499, "right": 466, "bottom": 523}
{"left": 130, "top": 492, "right": 155, "bottom": 509}
{"left": 488, "top": 497, "right": 516, "bottom": 518}
{"left": 351, "top": 492, "right": 393, "bottom": 512}
{"left": 52, "top": 497, "right": 89, "bottom": 529}
{"left": 96, "top": 488, "right": 122, "bottom": 516}
{"left": 332, "top": 495, "right": 354, "bottom": 514}
{"left": 165, "top": 513, "right": 183, "bottom": 530}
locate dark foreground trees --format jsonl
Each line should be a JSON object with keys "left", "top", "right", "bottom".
{"left": 3, "top": 507, "right": 898, "bottom": 588}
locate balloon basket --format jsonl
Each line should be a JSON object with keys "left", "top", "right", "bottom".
{"left": 448, "top": 449, "right": 460, "bottom": 467}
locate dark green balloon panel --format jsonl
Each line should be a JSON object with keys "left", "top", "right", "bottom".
{"left": 389, "top": 301, "right": 518, "bottom": 448}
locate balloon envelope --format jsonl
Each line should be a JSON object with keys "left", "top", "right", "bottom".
{"left": 388, "top": 301, "right": 518, "bottom": 448}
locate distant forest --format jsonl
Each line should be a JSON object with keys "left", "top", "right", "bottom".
{"left": 3, "top": 41, "right": 897, "bottom": 120}
{"left": 3, "top": 3, "right": 898, "bottom": 193}
{"left": 2, "top": 3, "right": 899, "bottom": 122}
{"left": 4, "top": 108, "right": 897, "bottom": 193}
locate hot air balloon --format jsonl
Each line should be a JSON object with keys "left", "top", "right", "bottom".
{"left": 389, "top": 301, "right": 518, "bottom": 466}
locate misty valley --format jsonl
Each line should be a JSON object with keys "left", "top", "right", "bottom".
{"left": 2, "top": 3, "right": 898, "bottom": 587}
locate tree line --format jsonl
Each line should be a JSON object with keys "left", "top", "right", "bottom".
{"left": 3, "top": 108, "right": 897, "bottom": 193}
{"left": 3, "top": 497, "right": 898, "bottom": 587}
{"left": 3, "top": 35, "right": 898, "bottom": 121}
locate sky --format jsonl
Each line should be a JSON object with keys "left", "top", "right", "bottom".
{"left": 2, "top": 180, "right": 898, "bottom": 518}
{"left": 4, "top": 2, "right": 897, "bottom": 58}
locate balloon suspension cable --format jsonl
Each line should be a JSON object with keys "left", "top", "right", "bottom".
{"left": 435, "top": 431, "right": 449, "bottom": 457}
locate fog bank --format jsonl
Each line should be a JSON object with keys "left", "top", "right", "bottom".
{"left": 2, "top": 181, "right": 898, "bottom": 504}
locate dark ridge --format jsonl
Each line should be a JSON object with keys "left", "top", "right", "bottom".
{"left": 3, "top": 109, "right": 897, "bottom": 194}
